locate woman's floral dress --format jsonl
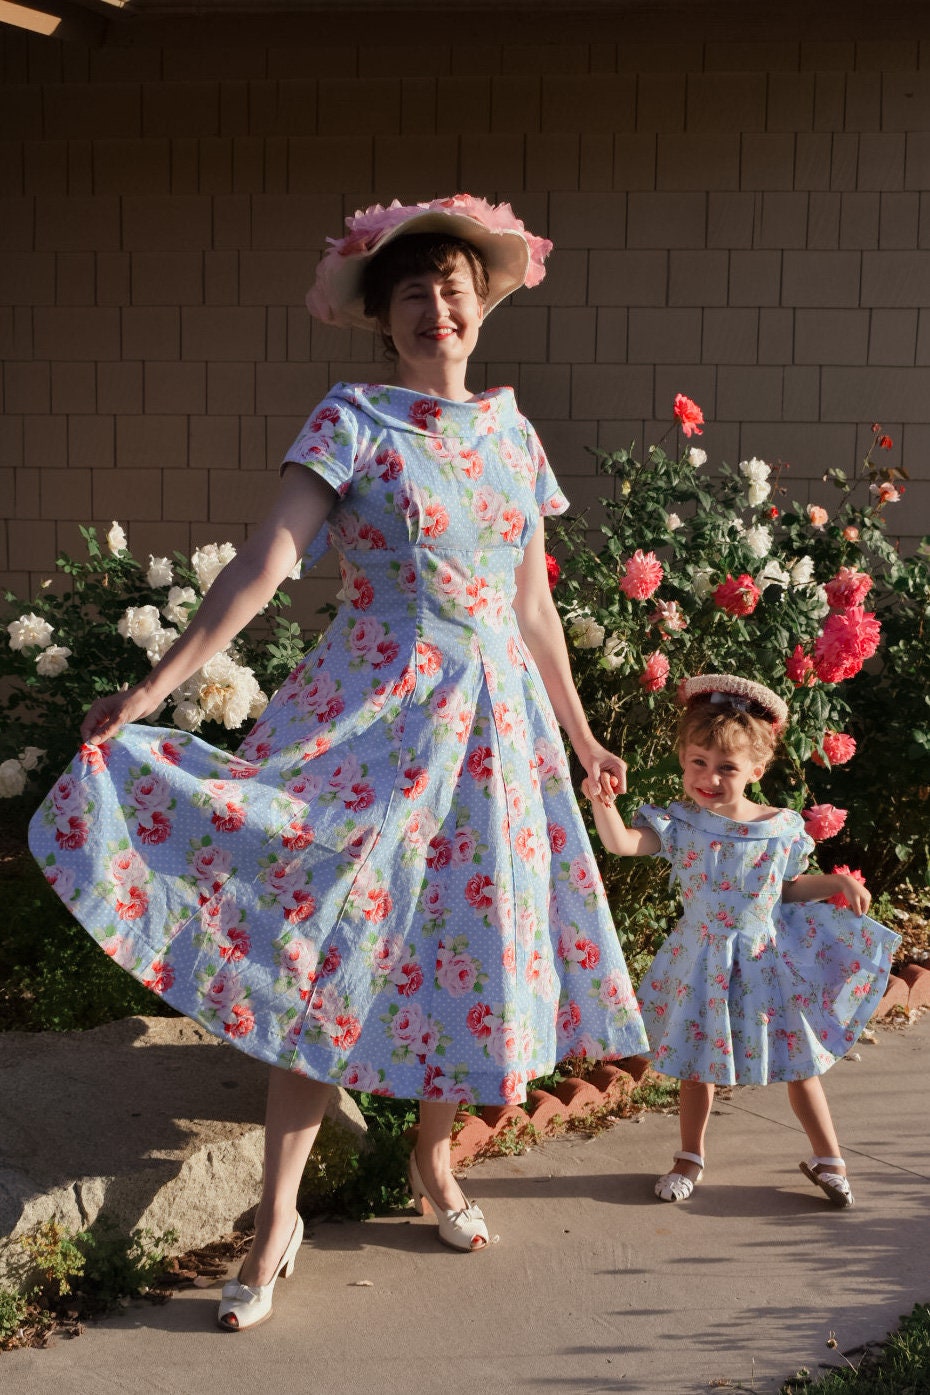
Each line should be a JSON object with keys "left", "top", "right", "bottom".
{"left": 29, "top": 383, "right": 648, "bottom": 1105}
{"left": 633, "top": 801, "right": 900, "bottom": 1085}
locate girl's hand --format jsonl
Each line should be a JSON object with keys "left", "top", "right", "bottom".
{"left": 575, "top": 739, "right": 626, "bottom": 806}
{"left": 80, "top": 685, "right": 158, "bottom": 745}
{"left": 833, "top": 872, "right": 872, "bottom": 916}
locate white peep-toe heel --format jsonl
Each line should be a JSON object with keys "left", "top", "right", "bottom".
{"left": 217, "top": 1214, "right": 304, "bottom": 1331}
{"left": 799, "top": 1155, "right": 855, "bottom": 1208}
{"left": 408, "top": 1150, "right": 490, "bottom": 1251}
{"left": 655, "top": 1151, "right": 705, "bottom": 1202}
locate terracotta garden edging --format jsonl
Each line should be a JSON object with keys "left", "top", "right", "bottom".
{"left": 450, "top": 968, "right": 930, "bottom": 1166}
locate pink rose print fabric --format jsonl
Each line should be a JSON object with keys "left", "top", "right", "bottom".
{"left": 633, "top": 801, "right": 900, "bottom": 1086}
{"left": 30, "top": 384, "right": 648, "bottom": 1104}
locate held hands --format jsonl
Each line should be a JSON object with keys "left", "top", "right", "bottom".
{"left": 575, "top": 739, "right": 626, "bottom": 807}
{"left": 80, "top": 685, "right": 157, "bottom": 745}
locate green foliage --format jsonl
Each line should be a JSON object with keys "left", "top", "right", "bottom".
{"left": 1, "top": 1216, "right": 179, "bottom": 1346}
{"left": 0, "top": 526, "right": 317, "bottom": 823}
{"left": 300, "top": 1094, "right": 420, "bottom": 1221}
{"left": 0, "top": 1287, "right": 29, "bottom": 1343}
{"left": 552, "top": 414, "right": 929, "bottom": 971}
{"left": 0, "top": 849, "right": 175, "bottom": 1031}
{"left": 781, "top": 1303, "right": 930, "bottom": 1392}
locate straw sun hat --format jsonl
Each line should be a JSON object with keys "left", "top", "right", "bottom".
{"left": 305, "top": 193, "right": 553, "bottom": 331}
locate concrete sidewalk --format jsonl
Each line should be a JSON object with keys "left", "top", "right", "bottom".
{"left": 4, "top": 1012, "right": 929, "bottom": 1395}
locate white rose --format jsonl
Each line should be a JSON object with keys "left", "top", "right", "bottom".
{"left": 107, "top": 520, "right": 128, "bottom": 555}
{"left": 117, "top": 605, "right": 163, "bottom": 647}
{"left": 191, "top": 541, "right": 237, "bottom": 593}
{"left": 666, "top": 512, "right": 683, "bottom": 531}
{"left": 145, "top": 627, "right": 179, "bottom": 666}
{"left": 146, "top": 555, "right": 174, "bottom": 588}
{"left": 790, "top": 555, "right": 815, "bottom": 587}
{"left": 747, "top": 481, "right": 770, "bottom": 507}
{"left": 8, "top": 612, "right": 54, "bottom": 651}
{"left": 687, "top": 447, "right": 707, "bottom": 468}
{"left": 692, "top": 568, "right": 714, "bottom": 600}
{"left": 0, "top": 758, "right": 27, "bottom": 798}
{"left": 172, "top": 699, "right": 204, "bottom": 732}
{"left": 569, "top": 615, "right": 605, "bottom": 649}
{"left": 756, "top": 559, "right": 791, "bottom": 591}
{"left": 18, "top": 746, "right": 46, "bottom": 771}
{"left": 162, "top": 586, "right": 198, "bottom": 627}
{"left": 35, "top": 644, "right": 71, "bottom": 677}
{"left": 600, "top": 631, "right": 629, "bottom": 671}
{"left": 743, "top": 524, "right": 772, "bottom": 559}
{"left": 197, "top": 652, "right": 267, "bottom": 730}
{"left": 739, "top": 456, "right": 771, "bottom": 485}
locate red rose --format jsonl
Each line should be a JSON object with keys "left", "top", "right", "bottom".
{"left": 143, "top": 959, "right": 175, "bottom": 993}
{"left": 137, "top": 812, "right": 172, "bottom": 846}
{"left": 331, "top": 1014, "right": 362, "bottom": 1051}
{"left": 466, "top": 1003, "right": 493, "bottom": 1038}
{"left": 547, "top": 821, "right": 567, "bottom": 853}
{"left": 545, "top": 553, "right": 561, "bottom": 590}
{"left": 396, "top": 962, "right": 424, "bottom": 997}
{"left": 673, "top": 393, "right": 704, "bottom": 437}
{"left": 464, "top": 873, "right": 494, "bottom": 909}
{"left": 223, "top": 1003, "right": 255, "bottom": 1038}
{"left": 713, "top": 573, "right": 761, "bottom": 617}
{"left": 466, "top": 746, "right": 494, "bottom": 781}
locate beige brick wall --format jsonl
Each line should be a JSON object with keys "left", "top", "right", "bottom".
{"left": 2, "top": 2, "right": 930, "bottom": 629}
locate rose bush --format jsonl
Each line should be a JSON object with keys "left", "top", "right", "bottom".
{"left": 553, "top": 407, "right": 928, "bottom": 976}
{"left": 0, "top": 524, "right": 312, "bottom": 812}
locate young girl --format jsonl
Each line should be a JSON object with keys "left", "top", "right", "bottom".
{"left": 583, "top": 673, "right": 900, "bottom": 1209}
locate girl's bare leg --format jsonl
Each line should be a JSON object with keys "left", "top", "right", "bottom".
{"left": 237, "top": 1069, "right": 334, "bottom": 1287}
{"left": 673, "top": 1079, "right": 715, "bottom": 1180}
{"left": 414, "top": 1100, "right": 474, "bottom": 1213}
{"left": 787, "top": 1075, "right": 846, "bottom": 1175}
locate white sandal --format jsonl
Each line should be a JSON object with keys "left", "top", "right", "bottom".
{"left": 408, "top": 1150, "right": 490, "bottom": 1251}
{"left": 799, "top": 1155, "right": 855, "bottom": 1209}
{"left": 655, "top": 1151, "right": 704, "bottom": 1202}
{"left": 217, "top": 1214, "right": 304, "bottom": 1331}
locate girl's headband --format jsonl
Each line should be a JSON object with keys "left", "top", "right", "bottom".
{"left": 678, "top": 673, "right": 788, "bottom": 729}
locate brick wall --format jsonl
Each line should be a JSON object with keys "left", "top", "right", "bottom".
{"left": 2, "top": 2, "right": 929, "bottom": 627}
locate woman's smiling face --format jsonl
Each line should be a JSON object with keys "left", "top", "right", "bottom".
{"left": 384, "top": 256, "right": 485, "bottom": 380}
{"left": 679, "top": 739, "right": 766, "bottom": 819}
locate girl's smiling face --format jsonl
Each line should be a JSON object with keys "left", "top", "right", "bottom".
{"left": 384, "top": 258, "right": 484, "bottom": 384}
{"left": 680, "top": 740, "right": 766, "bottom": 820}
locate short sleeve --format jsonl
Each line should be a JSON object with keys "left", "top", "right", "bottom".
{"left": 280, "top": 396, "right": 362, "bottom": 498}
{"left": 784, "top": 822, "right": 815, "bottom": 880}
{"left": 632, "top": 803, "right": 679, "bottom": 863}
{"left": 526, "top": 420, "right": 569, "bottom": 519}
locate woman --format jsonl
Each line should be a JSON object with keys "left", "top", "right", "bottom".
{"left": 30, "top": 194, "right": 649, "bottom": 1331}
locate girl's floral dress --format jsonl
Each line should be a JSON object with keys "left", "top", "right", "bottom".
{"left": 29, "top": 384, "right": 648, "bottom": 1106}
{"left": 633, "top": 800, "right": 900, "bottom": 1085}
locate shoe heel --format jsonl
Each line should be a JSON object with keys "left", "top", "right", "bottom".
{"left": 278, "top": 1214, "right": 304, "bottom": 1280}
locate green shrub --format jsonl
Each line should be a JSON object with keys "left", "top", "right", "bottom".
{"left": 552, "top": 403, "right": 928, "bottom": 967}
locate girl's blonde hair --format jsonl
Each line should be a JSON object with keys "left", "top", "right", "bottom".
{"left": 678, "top": 699, "right": 779, "bottom": 769}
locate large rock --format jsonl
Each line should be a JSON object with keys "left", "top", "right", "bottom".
{"left": 0, "top": 1016, "right": 366, "bottom": 1284}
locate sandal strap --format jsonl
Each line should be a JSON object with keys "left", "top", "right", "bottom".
{"left": 808, "top": 1155, "right": 845, "bottom": 1168}
{"left": 674, "top": 1151, "right": 705, "bottom": 1168}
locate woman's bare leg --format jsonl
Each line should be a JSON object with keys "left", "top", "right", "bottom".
{"left": 414, "top": 1101, "right": 475, "bottom": 1214}
{"left": 237, "top": 1069, "right": 334, "bottom": 1287}
{"left": 787, "top": 1076, "right": 846, "bottom": 1175}
{"left": 672, "top": 1079, "right": 715, "bottom": 1181}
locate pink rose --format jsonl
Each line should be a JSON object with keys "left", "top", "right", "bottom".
{"left": 620, "top": 549, "right": 664, "bottom": 600}
{"left": 341, "top": 1062, "right": 381, "bottom": 1092}
{"left": 807, "top": 504, "right": 829, "bottom": 528}
{"left": 436, "top": 949, "right": 479, "bottom": 997}
{"left": 802, "top": 804, "right": 848, "bottom": 841}
{"left": 824, "top": 566, "right": 872, "bottom": 611}
{"left": 812, "top": 731, "right": 857, "bottom": 767}
{"left": 828, "top": 864, "right": 866, "bottom": 909}
{"left": 673, "top": 393, "right": 704, "bottom": 436}
{"left": 639, "top": 650, "right": 671, "bottom": 692}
